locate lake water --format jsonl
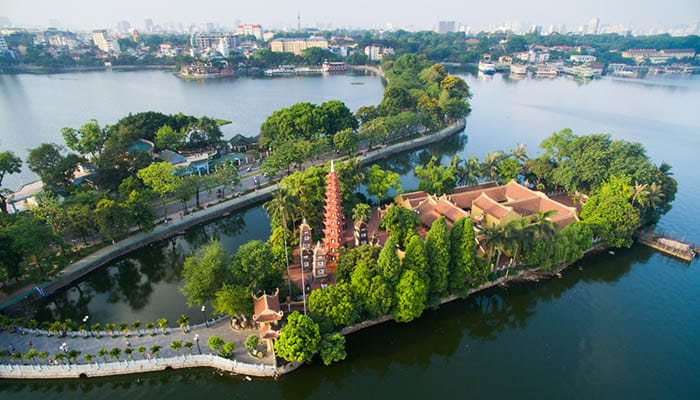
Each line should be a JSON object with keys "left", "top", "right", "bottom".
{"left": 1, "top": 71, "right": 700, "bottom": 399}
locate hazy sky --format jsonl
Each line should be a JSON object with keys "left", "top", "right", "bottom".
{"left": 2, "top": 0, "right": 699, "bottom": 31}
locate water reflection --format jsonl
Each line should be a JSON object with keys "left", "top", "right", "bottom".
{"left": 30, "top": 207, "right": 262, "bottom": 324}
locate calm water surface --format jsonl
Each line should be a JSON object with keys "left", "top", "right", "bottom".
{"left": 1, "top": 71, "right": 699, "bottom": 399}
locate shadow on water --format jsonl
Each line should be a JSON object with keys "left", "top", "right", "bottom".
{"left": 29, "top": 208, "right": 252, "bottom": 324}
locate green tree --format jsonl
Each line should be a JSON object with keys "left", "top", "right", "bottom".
{"left": 319, "top": 333, "right": 347, "bottom": 366}
{"left": 136, "top": 161, "right": 180, "bottom": 221}
{"left": 425, "top": 216, "right": 450, "bottom": 305}
{"left": 212, "top": 160, "right": 240, "bottom": 199}
{"left": 150, "top": 344, "right": 162, "bottom": 358}
{"left": 403, "top": 234, "right": 428, "bottom": 281}
{"left": 334, "top": 128, "right": 359, "bottom": 156}
{"left": 109, "top": 347, "right": 121, "bottom": 361}
{"left": 61, "top": 119, "right": 110, "bottom": 159}
{"left": 0, "top": 151, "right": 22, "bottom": 214}
{"left": 170, "top": 340, "right": 183, "bottom": 355}
{"left": 335, "top": 245, "right": 380, "bottom": 284}
{"left": 449, "top": 217, "right": 477, "bottom": 295}
{"left": 275, "top": 312, "right": 321, "bottom": 363}
{"left": 180, "top": 240, "right": 229, "bottom": 306}
{"left": 393, "top": 269, "right": 428, "bottom": 322}
{"left": 220, "top": 342, "right": 235, "bottom": 358}
{"left": 414, "top": 156, "right": 456, "bottom": 195}
{"left": 581, "top": 176, "right": 641, "bottom": 248}
{"left": 379, "top": 205, "right": 420, "bottom": 248}
{"left": 26, "top": 143, "right": 82, "bottom": 192}
{"left": 94, "top": 198, "right": 130, "bottom": 241}
{"left": 496, "top": 158, "right": 520, "bottom": 183}
{"left": 366, "top": 164, "right": 402, "bottom": 205}
{"left": 352, "top": 203, "right": 371, "bottom": 223}
{"left": 212, "top": 283, "right": 253, "bottom": 317}
{"left": 207, "top": 336, "right": 224, "bottom": 352}
{"left": 229, "top": 240, "right": 282, "bottom": 293}
{"left": 308, "top": 283, "right": 357, "bottom": 331}
{"left": 376, "top": 236, "right": 402, "bottom": 289}
{"left": 98, "top": 348, "right": 108, "bottom": 362}
{"left": 321, "top": 100, "right": 358, "bottom": 135}
{"left": 154, "top": 125, "right": 186, "bottom": 150}
{"left": 245, "top": 334, "right": 259, "bottom": 353}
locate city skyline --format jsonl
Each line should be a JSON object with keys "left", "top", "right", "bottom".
{"left": 2, "top": 0, "right": 699, "bottom": 33}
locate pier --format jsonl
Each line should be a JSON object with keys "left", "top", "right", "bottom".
{"left": 637, "top": 230, "right": 698, "bottom": 262}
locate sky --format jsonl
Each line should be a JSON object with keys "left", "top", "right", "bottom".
{"left": 1, "top": 0, "right": 699, "bottom": 32}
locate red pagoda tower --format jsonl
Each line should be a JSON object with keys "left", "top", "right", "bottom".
{"left": 322, "top": 160, "right": 344, "bottom": 261}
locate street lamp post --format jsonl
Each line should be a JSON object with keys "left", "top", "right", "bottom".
{"left": 194, "top": 334, "right": 201, "bottom": 354}
{"left": 201, "top": 305, "right": 208, "bottom": 328}
{"left": 83, "top": 315, "right": 89, "bottom": 336}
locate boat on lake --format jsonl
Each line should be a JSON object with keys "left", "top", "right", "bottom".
{"left": 535, "top": 64, "right": 559, "bottom": 77}
{"left": 322, "top": 60, "right": 347, "bottom": 73}
{"left": 510, "top": 64, "right": 528, "bottom": 75}
{"left": 478, "top": 60, "right": 496, "bottom": 74}
{"left": 178, "top": 61, "right": 234, "bottom": 79}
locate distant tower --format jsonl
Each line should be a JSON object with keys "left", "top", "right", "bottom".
{"left": 322, "top": 161, "right": 344, "bottom": 261}
{"left": 298, "top": 12, "right": 301, "bottom": 32}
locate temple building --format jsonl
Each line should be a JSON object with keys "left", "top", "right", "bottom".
{"left": 322, "top": 161, "right": 344, "bottom": 261}
{"left": 252, "top": 290, "right": 283, "bottom": 352}
{"left": 312, "top": 242, "right": 327, "bottom": 278}
{"left": 299, "top": 218, "right": 313, "bottom": 272}
{"left": 397, "top": 180, "right": 578, "bottom": 229}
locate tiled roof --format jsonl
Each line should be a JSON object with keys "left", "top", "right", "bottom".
{"left": 473, "top": 194, "right": 511, "bottom": 219}
{"left": 252, "top": 290, "right": 283, "bottom": 322}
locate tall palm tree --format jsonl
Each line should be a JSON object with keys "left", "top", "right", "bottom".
{"left": 529, "top": 210, "right": 558, "bottom": 241}
{"left": 631, "top": 181, "right": 650, "bottom": 207}
{"left": 263, "top": 187, "right": 300, "bottom": 230}
{"left": 511, "top": 143, "right": 528, "bottom": 164}
{"left": 647, "top": 182, "right": 665, "bottom": 211}
{"left": 504, "top": 218, "right": 534, "bottom": 267}
{"left": 481, "top": 151, "right": 503, "bottom": 182}
{"left": 480, "top": 224, "right": 507, "bottom": 269}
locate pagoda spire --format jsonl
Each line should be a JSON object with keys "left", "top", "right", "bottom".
{"left": 322, "top": 162, "right": 343, "bottom": 260}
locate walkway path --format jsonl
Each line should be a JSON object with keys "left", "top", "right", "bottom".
{"left": 0, "top": 318, "right": 275, "bottom": 371}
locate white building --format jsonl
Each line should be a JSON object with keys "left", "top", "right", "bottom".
{"left": 237, "top": 24, "right": 263, "bottom": 40}
{"left": 92, "top": 29, "right": 120, "bottom": 54}
{"left": 364, "top": 45, "right": 394, "bottom": 61}
{"left": 570, "top": 55, "right": 596, "bottom": 63}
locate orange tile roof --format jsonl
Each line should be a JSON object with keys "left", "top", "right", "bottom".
{"left": 473, "top": 194, "right": 512, "bottom": 219}
{"left": 252, "top": 290, "right": 283, "bottom": 323}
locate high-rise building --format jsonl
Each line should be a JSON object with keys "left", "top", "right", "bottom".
{"left": 92, "top": 30, "right": 120, "bottom": 54}
{"left": 237, "top": 24, "right": 263, "bottom": 40}
{"left": 190, "top": 32, "right": 239, "bottom": 50}
{"left": 116, "top": 20, "right": 131, "bottom": 34}
{"left": 587, "top": 17, "right": 600, "bottom": 34}
{"left": 438, "top": 20, "right": 457, "bottom": 34}
{"left": 144, "top": 19, "right": 154, "bottom": 32}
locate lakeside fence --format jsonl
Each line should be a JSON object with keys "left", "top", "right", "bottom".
{"left": 0, "top": 353, "right": 282, "bottom": 380}
{"left": 11, "top": 316, "right": 229, "bottom": 339}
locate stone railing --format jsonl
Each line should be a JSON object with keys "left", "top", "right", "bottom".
{"left": 12, "top": 316, "right": 229, "bottom": 339}
{"left": 0, "top": 353, "right": 279, "bottom": 380}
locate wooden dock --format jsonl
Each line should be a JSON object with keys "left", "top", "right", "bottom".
{"left": 637, "top": 231, "right": 698, "bottom": 262}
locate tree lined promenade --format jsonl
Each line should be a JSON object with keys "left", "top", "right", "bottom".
{"left": 0, "top": 317, "right": 281, "bottom": 379}
{"left": 0, "top": 119, "right": 466, "bottom": 312}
